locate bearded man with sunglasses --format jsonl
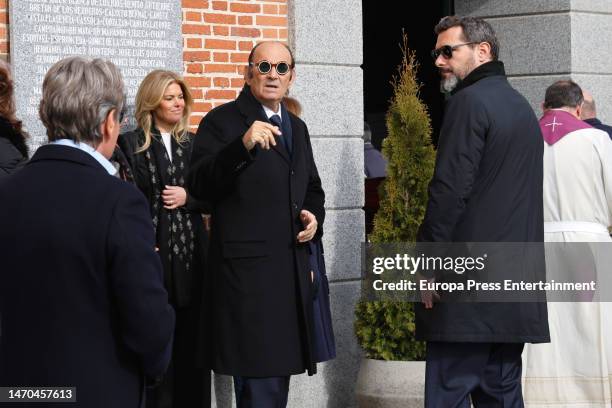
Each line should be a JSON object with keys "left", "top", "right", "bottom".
{"left": 416, "top": 16, "right": 549, "bottom": 407}
{"left": 188, "top": 41, "right": 325, "bottom": 407}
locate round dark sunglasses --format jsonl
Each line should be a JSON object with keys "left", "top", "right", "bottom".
{"left": 431, "top": 42, "right": 478, "bottom": 60}
{"left": 250, "top": 60, "right": 293, "bottom": 75}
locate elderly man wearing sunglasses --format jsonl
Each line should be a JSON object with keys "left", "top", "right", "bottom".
{"left": 188, "top": 41, "right": 325, "bottom": 408}
{"left": 416, "top": 16, "right": 549, "bottom": 408}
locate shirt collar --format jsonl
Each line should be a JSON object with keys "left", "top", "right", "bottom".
{"left": 584, "top": 117, "right": 602, "bottom": 126}
{"left": 50, "top": 139, "right": 117, "bottom": 175}
{"left": 262, "top": 104, "right": 282, "bottom": 121}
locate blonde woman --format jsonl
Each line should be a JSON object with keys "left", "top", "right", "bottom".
{"left": 121, "top": 70, "right": 208, "bottom": 408}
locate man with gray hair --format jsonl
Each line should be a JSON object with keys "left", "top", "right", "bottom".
{"left": 580, "top": 89, "right": 612, "bottom": 139}
{"left": 417, "top": 16, "right": 549, "bottom": 407}
{"left": 0, "top": 56, "right": 175, "bottom": 408}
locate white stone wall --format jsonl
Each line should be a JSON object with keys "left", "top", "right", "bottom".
{"left": 286, "top": 0, "right": 364, "bottom": 406}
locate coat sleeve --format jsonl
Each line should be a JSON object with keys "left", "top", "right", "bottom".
{"left": 417, "top": 93, "right": 488, "bottom": 242}
{"left": 188, "top": 112, "right": 255, "bottom": 202}
{"left": 115, "top": 133, "right": 135, "bottom": 174}
{"left": 0, "top": 138, "right": 26, "bottom": 179}
{"left": 121, "top": 131, "right": 155, "bottom": 209}
{"left": 184, "top": 193, "right": 211, "bottom": 213}
{"left": 183, "top": 133, "right": 212, "bottom": 213}
{"left": 301, "top": 123, "right": 326, "bottom": 238}
{"left": 595, "top": 132, "right": 612, "bottom": 224}
{"left": 106, "top": 183, "right": 175, "bottom": 379}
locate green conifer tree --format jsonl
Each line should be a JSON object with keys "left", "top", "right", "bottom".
{"left": 354, "top": 37, "right": 436, "bottom": 361}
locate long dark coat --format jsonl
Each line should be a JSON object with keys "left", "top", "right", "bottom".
{"left": 187, "top": 85, "right": 325, "bottom": 377}
{"left": 120, "top": 128, "right": 210, "bottom": 407}
{"left": 0, "top": 117, "right": 27, "bottom": 179}
{"left": 0, "top": 145, "right": 175, "bottom": 408}
{"left": 416, "top": 61, "right": 550, "bottom": 344}
{"left": 309, "top": 239, "right": 336, "bottom": 363}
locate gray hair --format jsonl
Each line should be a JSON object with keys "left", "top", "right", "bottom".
{"left": 435, "top": 16, "right": 500, "bottom": 61}
{"left": 39, "top": 56, "right": 124, "bottom": 146}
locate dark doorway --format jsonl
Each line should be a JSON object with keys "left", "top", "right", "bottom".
{"left": 363, "top": 1, "right": 454, "bottom": 149}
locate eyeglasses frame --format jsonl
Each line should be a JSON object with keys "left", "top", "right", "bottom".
{"left": 249, "top": 60, "right": 294, "bottom": 76}
{"left": 431, "top": 42, "right": 479, "bottom": 60}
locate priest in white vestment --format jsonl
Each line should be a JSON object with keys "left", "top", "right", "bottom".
{"left": 523, "top": 80, "right": 612, "bottom": 407}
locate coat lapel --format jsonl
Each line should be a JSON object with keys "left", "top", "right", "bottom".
{"left": 270, "top": 119, "right": 291, "bottom": 164}
{"left": 286, "top": 105, "right": 302, "bottom": 162}
{"left": 276, "top": 101, "right": 294, "bottom": 162}
{"left": 236, "top": 85, "right": 268, "bottom": 130}
{"left": 236, "top": 86, "right": 291, "bottom": 164}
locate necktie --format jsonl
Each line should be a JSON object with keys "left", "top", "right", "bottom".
{"left": 270, "top": 114, "right": 291, "bottom": 155}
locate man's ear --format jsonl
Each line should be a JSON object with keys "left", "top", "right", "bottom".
{"left": 96, "top": 108, "right": 119, "bottom": 159}
{"left": 101, "top": 109, "right": 118, "bottom": 143}
{"left": 477, "top": 42, "right": 492, "bottom": 62}
{"left": 244, "top": 66, "right": 253, "bottom": 83}
{"left": 288, "top": 68, "right": 296, "bottom": 85}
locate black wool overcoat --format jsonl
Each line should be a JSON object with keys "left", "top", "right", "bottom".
{"left": 416, "top": 61, "right": 550, "bottom": 344}
{"left": 0, "top": 145, "right": 175, "bottom": 408}
{"left": 188, "top": 85, "right": 325, "bottom": 376}
{"left": 0, "top": 117, "right": 27, "bottom": 180}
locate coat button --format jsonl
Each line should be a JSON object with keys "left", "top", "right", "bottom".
{"left": 291, "top": 170, "right": 295, "bottom": 176}
{"left": 293, "top": 203, "right": 298, "bottom": 210}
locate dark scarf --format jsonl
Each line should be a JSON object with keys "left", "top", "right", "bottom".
{"left": 141, "top": 127, "right": 196, "bottom": 306}
{"left": 451, "top": 60, "right": 506, "bottom": 95}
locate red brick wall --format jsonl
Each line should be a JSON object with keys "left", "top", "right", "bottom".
{"left": 182, "top": 0, "right": 289, "bottom": 129}
{"left": 0, "top": 0, "right": 8, "bottom": 60}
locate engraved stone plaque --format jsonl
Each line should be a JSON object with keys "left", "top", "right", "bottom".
{"left": 10, "top": 0, "right": 183, "bottom": 150}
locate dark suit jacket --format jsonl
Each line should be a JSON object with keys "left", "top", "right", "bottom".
{"left": 188, "top": 85, "right": 325, "bottom": 377}
{"left": 0, "top": 145, "right": 175, "bottom": 408}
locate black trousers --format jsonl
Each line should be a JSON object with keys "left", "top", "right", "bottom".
{"left": 425, "top": 342, "right": 525, "bottom": 408}
{"left": 233, "top": 376, "right": 290, "bottom": 408}
{"left": 146, "top": 305, "right": 210, "bottom": 408}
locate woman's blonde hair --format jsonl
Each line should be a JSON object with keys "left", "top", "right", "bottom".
{"left": 135, "top": 70, "right": 193, "bottom": 153}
